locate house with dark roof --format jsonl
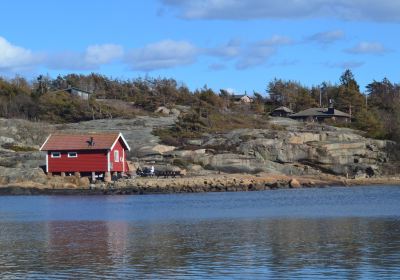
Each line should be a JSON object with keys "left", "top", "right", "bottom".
{"left": 65, "top": 86, "right": 92, "bottom": 100}
{"left": 289, "top": 106, "right": 351, "bottom": 123}
{"left": 270, "top": 106, "right": 293, "bottom": 117}
{"left": 40, "top": 132, "right": 130, "bottom": 180}
{"left": 231, "top": 94, "right": 253, "bottom": 104}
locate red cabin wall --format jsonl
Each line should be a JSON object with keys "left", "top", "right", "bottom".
{"left": 110, "top": 139, "right": 127, "bottom": 172}
{"left": 47, "top": 150, "right": 108, "bottom": 173}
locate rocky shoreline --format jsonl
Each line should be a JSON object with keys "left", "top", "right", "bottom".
{"left": 1, "top": 173, "right": 400, "bottom": 195}
{"left": 1, "top": 116, "right": 400, "bottom": 196}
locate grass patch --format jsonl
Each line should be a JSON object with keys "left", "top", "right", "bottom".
{"left": 1, "top": 143, "right": 38, "bottom": 152}
{"left": 153, "top": 109, "right": 280, "bottom": 148}
{"left": 172, "top": 158, "right": 190, "bottom": 169}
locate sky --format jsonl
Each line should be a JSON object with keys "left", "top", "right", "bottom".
{"left": 0, "top": 0, "right": 399, "bottom": 94}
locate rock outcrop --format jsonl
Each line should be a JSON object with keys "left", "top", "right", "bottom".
{"left": 0, "top": 116, "right": 397, "bottom": 190}
{"left": 168, "top": 123, "right": 392, "bottom": 178}
{"left": 0, "top": 166, "right": 47, "bottom": 185}
{"left": 289, "top": 178, "right": 301, "bottom": 188}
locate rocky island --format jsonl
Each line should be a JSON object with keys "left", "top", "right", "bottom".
{"left": 1, "top": 112, "right": 399, "bottom": 195}
{"left": 1, "top": 71, "right": 400, "bottom": 194}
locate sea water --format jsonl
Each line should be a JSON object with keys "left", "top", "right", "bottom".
{"left": 0, "top": 186, "right": 399, "bottom": 279}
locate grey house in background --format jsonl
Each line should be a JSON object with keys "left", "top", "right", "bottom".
{"left": 231, "top": 94, "right": 253, "bottom": 104}
{"left": 270, "top": 106, "right": 293, "bottom": 117}
{"left": 289, "top": 107, "right": 351, "bottom": 123}
{"left": 65, "top": 86, "right": 92, "bottom": 100}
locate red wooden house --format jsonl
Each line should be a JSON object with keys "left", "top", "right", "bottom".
{"left": 40, "top": 132, "right": 131, "bottom": 179}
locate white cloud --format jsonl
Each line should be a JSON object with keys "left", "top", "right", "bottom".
{"left": 268, "top": 59, "right": 299, "bottom": 67}
{"left": 161, "top": 0, "right": 400, "bottom": 22}
{"left": 121, "top": 36, "right": 291, "bottom": 72}
{"left": 125, "top": 40, "right": 198, "bottom": 71}
{"left": 120, "top": 36, "right": 291, "bottom": 72}
{"left": 236, "top": 45, "right": 276, "bottom": 70}
{"left": 259, "top": 35, "right": 293, "bottom": 46}
{"left": 46, "top": 44, "right": 124, "bottom": 70}
{"left": 306, "top": 30, "right": 345, "bottom": 45}
{"left": 235, "top": 35, "right": 292, "bottom": 70}
{"left": 207, "top": 39, "right": 241, "bottom": 58}
{"left": 325, "top": 61, "right": 364, "bottom": 69}
{"left": 46, "top": 52, "right": 91, "bottom": 70}
{"left": 345, "top": 42, "right": 388, "bottom": 55}
{"left": 84, "top": 44, "right": 124, "bottom": 64}
{"left": 225, "top": 88, "right": 236, "bottom": 94}
{"left": 0, "top": 36, "right": 39, "bottom": 71}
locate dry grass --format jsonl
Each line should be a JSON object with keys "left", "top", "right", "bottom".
{"left": 1, "top": 143, "right": 38, "bottom": 152}
{"left": 154, "top": 110, "right": 284, "bottom": 148}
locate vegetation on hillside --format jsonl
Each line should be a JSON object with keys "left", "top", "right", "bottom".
{"left": 1, "top": 70, "right": 400, "bottom": 142}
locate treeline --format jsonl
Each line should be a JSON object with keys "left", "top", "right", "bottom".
{"left": 266, "top": 70, "right": 400, "bottom": 140}
{"left": 0, "top": 75, "right": 135, "bottom": 122}
{"left": 0, "top": 71, "right": 400, "bottom": 141}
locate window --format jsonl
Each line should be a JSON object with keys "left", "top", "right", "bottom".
{"left": 114, "top": 150, "right": 119, "bottom": 162}
{"left": 68, "top": 152, "right": 78, "bottom": 158}
{"left": 51, "top": 152, "right": 61, "bottom": 158}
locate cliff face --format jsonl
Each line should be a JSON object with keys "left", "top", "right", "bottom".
{"left": 0, "top": 116, "right": 396, "bottom": 189}
{"left": 167, "top": 119, "right": 392, "bottom": 178}
{"left": 192, "top": 129, "right": 389, "bottom": 177}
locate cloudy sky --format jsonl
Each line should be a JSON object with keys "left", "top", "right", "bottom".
{"left": 1, "top": 0, "right": 399, "bottom": 93}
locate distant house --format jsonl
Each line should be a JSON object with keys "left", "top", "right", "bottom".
{"left": 289, "top": 106, "right": 351, "bottom": 123}
{"left": 40, "top": 132, "right": 130, "bottom": 180}
{"left": 270, "top": 106, "right": 293, "bottom": 117}
{"left": 231, "top": 94, "right": 253, "bottom": 104}
{"left": 65, "top": 86, "right": 92, "bottom": 100}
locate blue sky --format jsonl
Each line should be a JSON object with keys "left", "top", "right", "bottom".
{"left": 0, "top": 0, "right": 399, "bottom": 94}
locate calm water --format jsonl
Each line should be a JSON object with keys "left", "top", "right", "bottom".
{"left": 0, "top": 186, "right": 400, "bottom": 279}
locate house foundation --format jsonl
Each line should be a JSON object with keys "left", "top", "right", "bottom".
{"left": 104, "top": 172, "right": 112, "bottom": 182}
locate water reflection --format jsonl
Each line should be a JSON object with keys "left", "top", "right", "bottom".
{"left": 1, "top": 218, "right": 399, "bottom": 279}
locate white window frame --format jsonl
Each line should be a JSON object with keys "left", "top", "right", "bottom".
{"left": 51, "top": 152, "right": 61, "bottom": 158}
{"left": 114, "top": 150, "right": 119, "bottom": 162}
{"left": 67, "top": 152, "right": 78, "bottom": 158}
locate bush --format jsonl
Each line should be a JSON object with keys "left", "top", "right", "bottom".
{"left": 1, "top": 143, "right": 37, "bottom": 152}
{"left": 172, "top": 158, "right": 190, "bottom": 169}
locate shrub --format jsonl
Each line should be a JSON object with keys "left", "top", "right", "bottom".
{"left": 172, "top": 158, "right": 190, "bottom": 168}
{"left": 1, "top": 143, "right": 37, "bottom": 152}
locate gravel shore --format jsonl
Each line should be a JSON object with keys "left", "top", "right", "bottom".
{"left": 1, "top": 173, "right": 400, "bottom": 195}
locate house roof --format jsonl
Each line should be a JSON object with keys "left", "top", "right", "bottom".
{"left": 40, "top": 132, "right": 130, "bottom": 151}
{"left": 290, "top": 108, "right": 351, "bottom": 118}
{"left": 273, "top": 106, "right": 293, "bottom": 113}
{"left": 66, "top": 87, "right": 92, "bottom": 95}
{"left": 231, "top": 94, "right": 246, "bottom": 99}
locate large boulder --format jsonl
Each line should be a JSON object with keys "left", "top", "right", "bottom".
{"left": 0, "top": 167, "right": 47, "bottom": 185}
{"left": 0, "top": 118, "right": 52, "bottom": 147}
{"left": 0, "top": 151, "right": 45, "bottom": 168}
{"left": 206, "top": 153, "right": 265, "bottom": 173}
{"left": 170, "top": 108, "right": 181, "bottom": 116}
{"left": 233, "top": 128, "right": 391, "bottom": 177}
{"left": 0, "top": 136, "right": 15, "bottom": 145}
{"left": 286, "top": 132, "right": 322, "bottom": 144}
{"left": 152, "top": 144, "right": 176, "bottom": 154}
{"left": 289, "top": 178, "right": 301, "bottom": 188}
{"left": 239, "top": 138, "right": 311, "bottom": 163}
{"left": 154, "top": 106, "right": 171, "bottom": 115}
